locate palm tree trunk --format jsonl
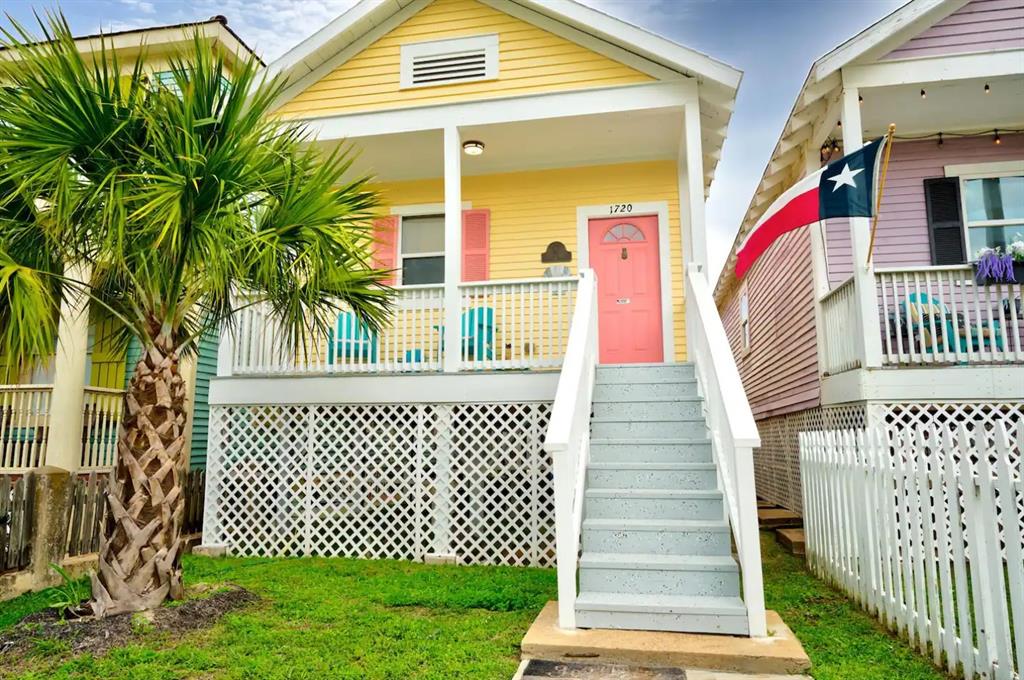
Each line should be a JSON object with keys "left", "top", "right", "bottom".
{"left": 90, "top": 337, "right": 189, "bottom": 617}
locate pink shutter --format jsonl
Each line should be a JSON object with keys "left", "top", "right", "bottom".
{"left": 461, "top": 209, "right": 490, "bottom": 282}
{"left": 372, "top": 216, "right": 399, "bottom": 285}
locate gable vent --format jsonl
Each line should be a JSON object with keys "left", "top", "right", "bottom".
{"left": 401, "top": 35, "right": 498, "bottom": 89}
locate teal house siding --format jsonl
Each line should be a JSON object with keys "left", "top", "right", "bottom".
{"left": 189, "top": 331, "right": 218, "bottom": 469}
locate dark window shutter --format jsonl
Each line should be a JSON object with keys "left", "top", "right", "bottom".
{"left": 923, "top": 177, "right": 966, "bottom": 265}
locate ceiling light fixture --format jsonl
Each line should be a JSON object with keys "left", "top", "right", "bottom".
{"left": 920, "top": 88, "right": 927, "bottom": 99}
{"left": 984, "top": 83, "right": 991, "bottom": 94}
{"left": 462, "top": 140, "right": 485, "bottom": 156}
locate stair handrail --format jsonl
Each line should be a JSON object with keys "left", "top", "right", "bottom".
{"left": 686, "top": 264, "right": 767, "bottom": 637}
{"left": 544, "top": 268, "right": 598, "bottom": 630}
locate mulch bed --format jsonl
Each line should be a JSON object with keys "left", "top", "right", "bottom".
{"left": 0, "top": 585, "right": 257, "bottom": 658}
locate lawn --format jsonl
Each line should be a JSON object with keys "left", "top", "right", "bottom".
{"left": 759, "top": 530, "right": 950, "bottom": 680}
{"left": 0, "top": 556, "right": 556, "bottom": 679}
{"left": 0, "top": 536, "right": 952, "bottom": 680}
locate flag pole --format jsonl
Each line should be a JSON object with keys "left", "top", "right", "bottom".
{"left": 866, "top": 123, "right": 896, "bottom": 265}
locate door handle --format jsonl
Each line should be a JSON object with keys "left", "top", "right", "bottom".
{"left": 616, "top": 298, "right": 631, "bottom": 305}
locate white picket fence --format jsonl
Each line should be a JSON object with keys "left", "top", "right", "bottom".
{"left": 800, "top": 423, "right": 1023, "bottom": 680}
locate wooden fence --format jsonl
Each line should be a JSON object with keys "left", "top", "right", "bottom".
{"left": 0, "top": 473, "right": 35, "bottom": 572}
{"left": 800, "top": 423, "right": 1023, "bottom": 680}
{"left": 65, "top": 469, "right": 207, "bottom": 558}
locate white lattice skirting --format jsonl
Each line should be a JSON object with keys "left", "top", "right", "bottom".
{"left": 754, "top": 402, "right": 1023, "bottom": 515}
{"left": 203, "top": 403, "right": 555, "bottom": 567}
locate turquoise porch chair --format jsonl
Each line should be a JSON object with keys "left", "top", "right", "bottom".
{"left": 327, "top": 312, "right": 378, "bottom": 364}
{"left": 900, "top": 292, "right": 1004, "bottom": 354}
{"left": 434, "top": 307, "right": 497, "bottom": 362}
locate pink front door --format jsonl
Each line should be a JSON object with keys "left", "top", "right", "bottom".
{"left": 588, "top": 215, "right": 664, "bottom": 364}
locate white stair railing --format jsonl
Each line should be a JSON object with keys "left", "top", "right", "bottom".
{"left": 544, "top": 269, "right": 598, "bottom": 630}
{"left": 686, "top": 265, "right": 767, "bottom": 637}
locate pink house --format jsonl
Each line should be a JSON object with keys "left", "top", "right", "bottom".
{"left": 715, "top": 0, "right": 1024, "bottom": 513}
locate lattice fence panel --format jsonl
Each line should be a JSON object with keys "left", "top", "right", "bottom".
{"left": 204, "top": 402, "right": 554, "bottom": 567}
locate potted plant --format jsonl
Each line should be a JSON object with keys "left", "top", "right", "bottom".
{"left": 973, "top": 238, "right": 1024, "bottom": 284}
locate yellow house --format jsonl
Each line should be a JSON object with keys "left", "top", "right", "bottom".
{"left": 0, "top": 18, "right": 258, "bottom": 474}
{"left": 202, "top": 0, "right": 768, "bottom": 639}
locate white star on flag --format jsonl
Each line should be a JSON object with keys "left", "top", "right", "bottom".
{"left": 828, "top": 163, "right": 864, "bottom": 192}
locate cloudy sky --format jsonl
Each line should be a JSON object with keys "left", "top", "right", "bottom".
{"left": 0, "top": 0, "right": 905, "bottom": 278}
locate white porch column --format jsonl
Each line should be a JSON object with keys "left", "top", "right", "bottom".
{"left": 839, "top": 85, "right": 883, "bottom": 368}
{"left": 805, "top": 148, "right": 832, "bottom": 376}
{"left": 44, "top": 261, "right": 92, "bottom": 472}
{"left": 679, "top": 98, "right": 707, "bottom": 361}
{"left": 442, "top": 126, "right": 463, "bottom": 374}
{"left": 680, "top": 99, "right": 708, "bottom": 275}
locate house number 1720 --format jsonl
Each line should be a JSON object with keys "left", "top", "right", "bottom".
{"left": 609, "top": 203, "right": 633, "bottom": 214}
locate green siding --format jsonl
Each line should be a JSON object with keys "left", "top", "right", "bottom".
{"left": 122, "top": 337, "right": 143, "bottom": 390}
{"left": 190, "top": 330, "right": 219, "bottom": 469}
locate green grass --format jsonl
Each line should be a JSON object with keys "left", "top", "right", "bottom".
{"left": 0, "top": 536, "right": 955, "bottom": 679}
{"left": 0, "top": 555, "right": 556, "bottom": 679}
{"left": 760, "top": 531, "right": 950, "bottom": 680}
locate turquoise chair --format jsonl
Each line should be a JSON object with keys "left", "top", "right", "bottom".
{"left": 461, "top": 307, "right": 496, "bottom": 361}
{"left": 327, "top": 312, "right": 378, "bottom": 364}
{"left": 900, "top": 292, "right": 1004, "bottom": 354}
{"left": 435, "top": 307, "right": 496, "bottom": 361}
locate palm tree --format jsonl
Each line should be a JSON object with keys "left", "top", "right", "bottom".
{"left": 0, "top": 17, "right": 392, "bottom": 616}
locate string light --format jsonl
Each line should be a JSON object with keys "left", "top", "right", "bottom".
{"left": 858, "top": 94, "right": 863, "bottom": 104}
{"left": 994, "top": 129, "right": 1002, "bottom": 145}
{"left": 937, "top": 132, "right": 943, "bottom": 147}
{"left": 984, "top": 83, "right": 991, "bottom": 94}
{"left": 920, "top": 88, "right": 927, "bottom": 99}
{"left": 837, "top": 119, "right": 842, "bottom": 128}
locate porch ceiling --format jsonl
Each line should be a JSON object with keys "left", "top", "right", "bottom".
{"left": 335, "top": 108, "right": 684, "bottom": 182}
{"left": 860, "top": 74, "right": 1024, "bottom": 138}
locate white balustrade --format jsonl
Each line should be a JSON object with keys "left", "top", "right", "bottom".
{"left": 227, "top": 277, "right": 579, "bottom": 375}
{"left": 81, "top": 387, "right": 124, "bottom": 470}
{"left": 544, "top": 269, "right": 597, "bottom": 630}
{"left": 819, "top": 277, "right": 861, "bottom": 375}
{"left": 876, "top": 266, "right": 1023, "bottom": 366}
{"left": 687, "top": 266, "right": 767, "bottom": 637}
{"left": 0, "top": 385, "right": 52, "bottom": 471}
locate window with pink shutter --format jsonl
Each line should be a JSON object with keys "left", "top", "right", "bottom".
{"left": 372, "top": 216, "right": 399, "bottom": 285}
{"left": 461, "top": 209, "right": 490, "bottom": 282}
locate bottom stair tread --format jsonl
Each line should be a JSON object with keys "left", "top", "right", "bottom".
{"left": 575, "top": 591, "right": 746, "bottom": 615}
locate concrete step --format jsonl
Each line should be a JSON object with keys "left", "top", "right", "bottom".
{"left": 579, "top": 553, "right": 740, "bottom": 597}
{"left": 591, "top": 418, "right": 708, "bottom": 440}
{"left": 584, "top": 489, "right": 723, "bottom": 521}
{"left": 757, "top": 508, "right": 803, "bottom": 529}
{"left": 574, "top": 592, "right": 749, "bottom": 635}
{"left": 777, "top": 527, "right": 806, "bottom": 556}
{"left": 589, "top": 439, "right": 712, "bottom": 464}
{"left": 595, "top": 363, "right": 695, "bottom": 384}
{"left": 586, "top": 463, "right": 717, "bottom": 490}
{"left": 582, "top": 518, "right": 732, "bottom": 556}
{"left": 593, "top": 380, "right": 698, "bottom": 401}
{"left": 591, "top": 398, "right": 704, "bottom": 421}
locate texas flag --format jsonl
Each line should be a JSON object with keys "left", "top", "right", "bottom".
{"left": 735, "top": 137, "right": 888, "bottom": 279}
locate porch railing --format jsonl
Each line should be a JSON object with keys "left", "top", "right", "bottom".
{"left": 819, "top": 276, "right": 861, "bottom": 375}
{"left": 544, "top": 269, "right": 598, "bottom": 629}
{"left": 0, "top": 386, "right": 52, "bottom": 471}
{"left": 876, "top": 266, "right": 1023, "bottom": 365}
{"left": 687, "top": 266, "right": 766, "bottom": 637}
{"left": 227, "top": 276, "right": 579, "bottom": 375}
{"left": 81, "top": 387, "right": 124, "bottom": 471}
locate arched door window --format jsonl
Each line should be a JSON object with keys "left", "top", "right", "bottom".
{"left": 602, "top": 223, "right": 646, "bottom": 243}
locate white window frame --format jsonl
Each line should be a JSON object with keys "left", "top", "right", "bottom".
{"left": 945, "top": 160, "right": 1024, "bottom": 259}
{"left": 739, "top": 284, "right": 751, "bottom": 354}
{"left": 390, "top": 202, "right": 471, "bottom": 287}
{"left": 399, "top": 34, "right": 499, "bottom": 90}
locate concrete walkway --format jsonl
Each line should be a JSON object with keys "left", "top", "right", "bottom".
{"left": 513, "top": 659, "right": 812, "bottom": 680}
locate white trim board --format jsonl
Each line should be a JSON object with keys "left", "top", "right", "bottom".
{"left": 303, "top": 80, "right": 697, "bottom": 140}
{"left": 209, "top": 371, "right": 559, "bottom": 405}
{"left": 821, "top": 365, "right": 1024, "bottom": 404}
{"left": 576, "top": 201, "right": 675, "bottom": 361}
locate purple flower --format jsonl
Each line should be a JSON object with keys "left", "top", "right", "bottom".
{"left": 975, "top": 248, "right": 1016, "bottom": 283}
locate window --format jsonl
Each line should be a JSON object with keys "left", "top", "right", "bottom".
{"left": 400, "top": 214, "right": 445, "bottom": 285}
{"left": 399, "top": 35, "right": 499, "bottom": 89}
{"left": 602, "top": 223, "right": 646, "bottom": 242}
{"left": 961, "top": 174, "right": 1024, "bottom": 257}
{"left": 149, "top": 70, "right": 231, "bottom": 96}
{"left": 739, "top": 287, "right": 751, "bottom": 352}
